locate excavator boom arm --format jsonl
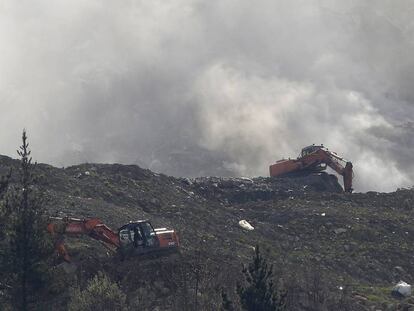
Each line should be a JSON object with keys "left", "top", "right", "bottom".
{"left": 47, "top": 217, "right": 120, "bottom": 262}
{"left": 315, "top": 149, "right": 353, "bottom": 193}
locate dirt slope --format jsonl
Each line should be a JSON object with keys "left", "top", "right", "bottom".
{"left": 1, "top": 155, "right": 413, "bottom": 310}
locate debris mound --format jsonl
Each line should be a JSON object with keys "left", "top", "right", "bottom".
{"left": 187, "top": 172, "right": 342, "bottom": 204}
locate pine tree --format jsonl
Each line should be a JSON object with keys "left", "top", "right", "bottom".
{"left": 2, "top": 130, "right": 51, "bottom": 310}
{"left": 237, "top": 245, "right": 286, "bottom": 311}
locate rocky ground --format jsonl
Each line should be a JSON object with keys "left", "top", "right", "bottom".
{"left": 1, "top": 154, "right": 414, "bottom": 310}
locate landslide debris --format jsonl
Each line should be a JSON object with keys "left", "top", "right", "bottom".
{"left": 1, "top": 154, "right": 413, "bottom": 310}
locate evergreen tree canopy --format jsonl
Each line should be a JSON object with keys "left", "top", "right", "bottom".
{"left": 237, "top": 245, "right": 286, "bottom": 311}
{"left": 0, "top": 130, "right": 51, "bottom": 310}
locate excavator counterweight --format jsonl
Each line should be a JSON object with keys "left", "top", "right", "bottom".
{"left": 269, "top": 145, "right": 353, "bottom": 193}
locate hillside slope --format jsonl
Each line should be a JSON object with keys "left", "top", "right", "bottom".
{"left": 1, "top": 155, "right": 413, "bottom": 310}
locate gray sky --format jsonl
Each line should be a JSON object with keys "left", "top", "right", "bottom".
{"left": 1, "top": 0, "right": 413, "bottom": 192}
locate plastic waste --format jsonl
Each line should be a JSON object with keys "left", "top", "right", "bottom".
{"left": 239, "top": 220, "right": 254, "bottom": 231}
{"left": 392, "top": 281, "right": 412, "bottom": 297}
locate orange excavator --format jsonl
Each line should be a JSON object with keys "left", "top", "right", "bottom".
{"left": 269, "top": 145, "right": 353, "bottom": 193}
{"left": 47, "top": 217, "right": 180, "bottom": 262}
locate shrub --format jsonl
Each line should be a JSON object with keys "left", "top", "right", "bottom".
{"left": 69, "top": 272, "right": 127, "bottom": 311}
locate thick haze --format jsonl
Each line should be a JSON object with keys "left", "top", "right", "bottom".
{"left": 1, "top": 0, "right": 413, "bottom": 192}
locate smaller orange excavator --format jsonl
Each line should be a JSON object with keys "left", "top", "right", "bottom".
{"left": 269, "top": 145, "right": 353, "bottom": 193}
{"left": 47, "top": 217, "right": 180, "bottom": 262}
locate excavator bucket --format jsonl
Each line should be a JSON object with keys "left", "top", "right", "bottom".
{"left": 343, "top": 162, "right": 353, "bottom": 193}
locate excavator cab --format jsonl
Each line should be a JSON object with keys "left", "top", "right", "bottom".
{"left": 300, "top": 145, "right": 323, "bottom": 157}
{"left": 118, "top": 221, "right": 160, "bottom": 255}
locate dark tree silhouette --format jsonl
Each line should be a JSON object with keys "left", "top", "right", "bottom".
{"left": 1, "top": 130, "right": 51, "bottom": 310}
{"left": 237, "top": 245, "right": 286, "bottom": 311}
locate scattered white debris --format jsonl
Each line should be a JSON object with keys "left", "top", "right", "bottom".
{"left": 392, "top": 281, "right": 412, "bottom": 297}
{"left": 240, "top": 177, "right": 253, "bottom": 183}
{"left": 239, "top": 220, "right": 254, "bottom": 231}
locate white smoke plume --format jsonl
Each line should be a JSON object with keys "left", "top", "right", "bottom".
{"left": 0, "top": 0, "right": 413, "bottom": 192}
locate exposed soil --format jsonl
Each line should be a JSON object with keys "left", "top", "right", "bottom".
{"left": 1, "top": 154, "right": 413, "bottom": 310}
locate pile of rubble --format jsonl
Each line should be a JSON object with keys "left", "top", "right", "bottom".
{"left": 183, "top": 172, "right": 343, "bottom": 204}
